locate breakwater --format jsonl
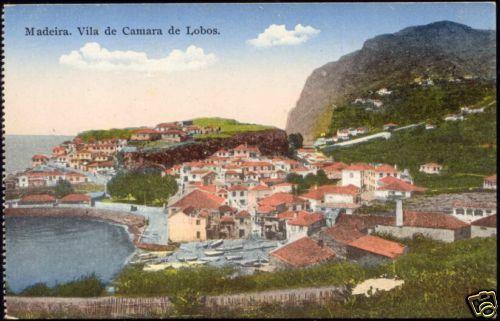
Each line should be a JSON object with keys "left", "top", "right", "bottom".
{"left": 4, "top": 207, "right": 171, "bottom": 251}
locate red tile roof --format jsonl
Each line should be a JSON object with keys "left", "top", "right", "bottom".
{"left": 323, "top": 162, "right": 348, "bottom": 172}
{"left": 302, "top": 184, "right": 359, "bottom": 200}
{"left": 60, "top": 194, "right": 91, "bottom": 203}
{"left": 471, "top": 215, "right": 496, "bottom": 228}
{"left": 344, "top": 163, "right": 374, "bottom": 171}
{"left": 236, "top": 210, "right": 251, "bottom": 218}
{"left": 259, "top": 192, "right": 306, "bottom": 207}
{"left": 32, "top": 154, "right": 49, "bottom": 160}
{"left": 220, "top": 216, "right": 235, "bottom": 223}
{"left": 374, "top": 164, "right": 398, "bottom": 173}
{"left": 250, "top": 185, "right": 271, "bottom": 191}
{"left": 277, "top": 211, "right": 297, "bottom": 220}
{"left": 484, "top": 174, "right": 497, "bottom": 183}
{"left": 171, "top": 189, "right": 225, "bottom": 210}
{"left": 348, "top": 235, "right": 405, "bottom": 259}
{"left": 270, "top": 237, "right": 336, "bottom": 268}
{"left": 227, "top": 185, "right": 248, "bottom": 191}
{"left": 257, "top": 205, "right": 275, "bottom": 214}
{"left": 287, "top": 212, "right": 324, "bottom": 226}
{"left": 336, "top": 213, "right": 394, "bottom": 232}
{"left": 134, "top": 129, "right": 160, "bottom": 134}
{"left": 322, "top": 225, "right": 365, "bottom": 244}
{"left": 377, "top": 176, "right": 426, "bottom": 192}
{"left": 401, "top": 211, "right": 470, "bottom": 230}
{"left": 20, "top": 194, "right": 56, "bottom": 203}
{"left": 195, "top": 185, "right": 217, "bottom": 194}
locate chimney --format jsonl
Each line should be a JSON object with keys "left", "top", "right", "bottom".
{"left": 396, "top": 198, "right": 403, "bottom": 227}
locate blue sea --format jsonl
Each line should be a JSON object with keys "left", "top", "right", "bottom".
{"left": 5, "top": 135, "right": 74, "bottom": 173}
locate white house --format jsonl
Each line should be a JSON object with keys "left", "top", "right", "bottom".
{"left": 280, "top": 211, "right": 325, "bottom": 243}
{"left": 376, "top": 88, "right": 392, "bottom": 96}
{"left": 227, "top": 185, "right": 249, "bottom": 210}
{"left": 451, "top": 201, "right": 497, "bottom": 223}
{"left": 483, "top": 174, "right": 496, "bottom": 190}
{"left": 341, "top": 163, "right": 373, "bottom": 189}
{"left": 374, "top": 176, "right": 426, "bottom": 201}
{"left": 419, "top": 163, "right": 443, "bottom": 175}
{"left": 444, "top": 114, "right": 464, "bottom": 122}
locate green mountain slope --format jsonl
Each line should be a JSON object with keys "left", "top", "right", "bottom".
{"left": 325, "top": 100, "right": 497, "bottom": 193}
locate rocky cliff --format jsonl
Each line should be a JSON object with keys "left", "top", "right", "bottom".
{"left": 122, "top": 129, "right": 289, "bottom": 170}
{"left": 285, "top": 21, "right": 496, "bottom": 143}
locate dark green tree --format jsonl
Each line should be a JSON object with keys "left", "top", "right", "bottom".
{"left": 54, "top": 179, "right": 74, "bottom": 198}
{"left": 288, "top": 133, "right": 303, "bottom": 150}
{"left": 107, "top": 171, "right": 178, "bottom": 205}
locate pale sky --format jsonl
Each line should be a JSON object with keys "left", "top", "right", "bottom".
{"left": 4, "top": 3, "right": 496, "bottom": 135}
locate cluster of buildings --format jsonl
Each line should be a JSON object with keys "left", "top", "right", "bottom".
{"left": 444, "top": 105, "right": 485, "bottom": 122}
{"left": 165, "top": 144, "right": 434, "bottom": 245}
{"left": 130, "top": 120, "right": 220, "bottom": 143}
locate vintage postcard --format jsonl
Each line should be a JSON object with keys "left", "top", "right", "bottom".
{"left": 2, "top": 3, "right": 497, "bottom": 319}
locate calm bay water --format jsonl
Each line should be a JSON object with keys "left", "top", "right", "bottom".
{"left": 5, "top": 216, "right": 135, "bottom": 293}
{"left": 5, "top": 135, "right": 74, "bottom": 173}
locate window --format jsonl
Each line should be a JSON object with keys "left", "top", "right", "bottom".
{"left": 349, "top": 173, "right": 354, "bottom": 178}
{"left": 474, "top": 209, "right": 483, "bottom": 216}
{"left": 240, "top": 218, "right": 244, "bottom": 224}
{"left": 466, "top": 209, "right": 473, "bottom": 215}
{"left": 196, "top": 231, "right": 201, "bottom": 239}
{"left": 196, "top": 219, "right": 200, "bottom": 225}
{"left": 379, "top": 173, "right": 383, "bottom": 178}
{"left": 240, "top": 191, "right": 244, "bottom": 196}
{"left": 232, "top": 191, "right": 236, "bottom": 197}
{"left": 486, "top": 210, "right": 492, "bottom": 214}
{"left": 455, "top": 208, "right": 465, "bottom": 215}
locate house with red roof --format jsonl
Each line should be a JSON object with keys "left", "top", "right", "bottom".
{"left": 471, "top": 215, "right": 496, "bottom": 238}
{"left": 419, "top": 162, "right": 443, "bottom": 175}
{"left": 301, "top": 184, "right": 360, "bottom": 215}
{"left": 130, "top": 128, "right": 161, "bottom": 141}
{"left": 227, "top": 185, "right": 249, "bottom": 210}
{"left": 270, "top": 182, "right": 294, "bottom": 194}
{"left": 232, "top": 144, "right": 261, "bottom": 158}
{"left": 346, "top": 235, "right": 406, "bottom": 266}
{"left": 374, "top": 176, "right": 426, "bottom": 200}
{"left": 155, "top": 122, "right": 181, "bottom": 132}
{"left": 314, "top": 225, "right": 366, "bottom": 259}
{"left": 161, "top": 129, "right": 189, "bottom": 143}
{"left": 341, "top": 163, "right": 374, "bottom": 190}
{"left": 59, "top": 193, "right": 91, "bottom": 205}
{"left": 269, "top": 237, "right": 336, "bottom": 269}
{"left": 483, "top": 174, "right": 496, "bottom": 190}
{"left": 258, "top": 192, "right": 308, "bottom": 213}
{"left": 451, "top": 200, "right": 497, "bottom": 223}
{"left": 283, "top": 211, "right": 325, "bottom": 242}
{"left": 31, "top": 154, "right": 49, "bottom": 168}
{"left": 323, "top": 162, "right": 348, "bottom": 180}
{"left": 235, "top": 210, "right": 252, "bottom": 238}
{"left": 248, "top": 184, "right": 272, "bottom": 211}
{"left": 168, "top": 207, "right": 208, "bottom": 242}
{"left": 374, "top": 200, "right": 471, "bottom": 242}
{"left": 168, "top": 189, "right": 226, "bottom": 215}
{"left": 18, "top": 194, "right": 56, "bottom": 206}
{"left": 383, "top": 123, "right": 399, "bottom": 131}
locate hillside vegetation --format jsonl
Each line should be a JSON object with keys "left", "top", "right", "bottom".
{"left": 328, "top": 79, "right": 495, "bottom": 134}
{"left": 193, "top": 117, "right": 274, "bottom": 139}
{"left": 77, "top": 128, "right": 137, "bottom": 142}
{"left": 326, "top": 100, "right": 497, "bottom": 193}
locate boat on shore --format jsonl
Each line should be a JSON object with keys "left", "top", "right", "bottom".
{"left": 211, "top": 240, "right": 223, "bottom": 248}
{"left": 225, "top": 255, "right": 243, "bottom": 261}
{"left": 221, "top": 244, "right": 243, "bottom": 251}
{"left": 204, "top": 250, "right": 224, "bottom": 256}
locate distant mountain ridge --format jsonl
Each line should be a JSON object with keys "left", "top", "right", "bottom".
{"left": 285, "top": 21, "right": 496, "bottom": 143}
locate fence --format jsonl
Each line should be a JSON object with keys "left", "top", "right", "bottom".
{"left": 5, "top": 285, "right": 349, "bottom": 318}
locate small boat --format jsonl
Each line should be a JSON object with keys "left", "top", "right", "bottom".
{"left": 211, "top": 240, "right": 224, "bottom": 248}
{"left": 203, "top": 241, "right": 213, "bottom": 249}
{"left": 138, "top": 253, "right": 156, "bottom": 259}
{"left": 239, "top": 259, "right": 258, "bottom": 267}
{"left": 180, "top": 256, "right": 198, "bottom": 262}
{"left": 259, "top": 258, "right": 269, "bottom": 264}
{"left": 188, "top": 260, "right": 208, "bottom": 265}
{"left": 204, "top": 250, "right": 224, "bottom": 256}
{"left": 200, "top": 257, "right": 220, "bottom": 262}
{"left": 225, "top": 255, "right": 243, "bottom": 261}
{"left": 221, "top": 244, "right": 244, "bottom": 251}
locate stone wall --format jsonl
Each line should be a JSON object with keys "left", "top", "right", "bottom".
{"left": 374, "top": 225, "right": 466, "bottom": 243}
{"left": 5, "top": 285, "right": 350, "bottom": 318}
{"left": 122, "top": 129, "right": 289, "bottom": 170}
